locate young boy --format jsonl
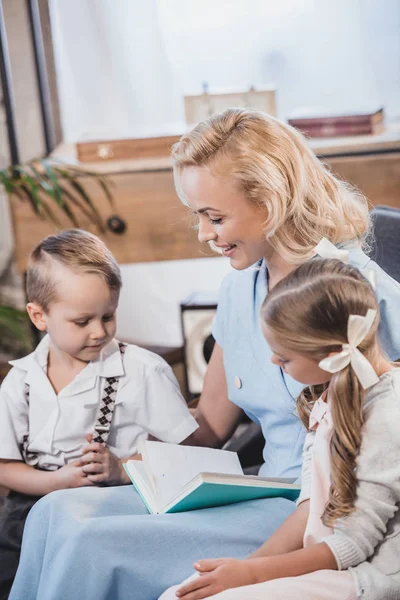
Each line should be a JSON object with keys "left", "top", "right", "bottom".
{"left": 0, "top": 229, "right": 198, "bottom": 599}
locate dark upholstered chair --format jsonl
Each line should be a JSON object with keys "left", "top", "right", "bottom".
{"left": 370, "top": 205, "right": 400, "bottom": 284}
{"left": 224, "top": 420, "right": 264, "bottom": 473}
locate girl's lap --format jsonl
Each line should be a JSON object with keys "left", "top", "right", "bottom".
{"left": 160, "top": 570, "right": 358, "bottom": 600}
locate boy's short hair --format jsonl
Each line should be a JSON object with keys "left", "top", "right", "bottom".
{"left": 26, "top": 229, "right": 122, "bottom": 311}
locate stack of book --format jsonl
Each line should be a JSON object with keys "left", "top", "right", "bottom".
{"left": 288, "top": 107, "right": 384, "bottom": 138}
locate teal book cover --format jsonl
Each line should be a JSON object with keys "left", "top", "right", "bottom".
{"left": 123, "top": 447, "right": 300, "bottom": 515}
{"left": 164, "top": 480, "right": 300, "bottom": 514}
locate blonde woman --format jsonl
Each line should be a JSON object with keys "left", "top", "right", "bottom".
{"left": 161, "top": 259, "right": 400, "bottom": 600}
{"left": 10, "top": 111, "right": 400, "bottom": 600}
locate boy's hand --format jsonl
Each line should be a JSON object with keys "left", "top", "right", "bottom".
{"left": 54, "top": 460, "right": 94, "bottom": 490}
{"left": 80, "top": 434, "right": 125, "bottom": 485}
{"left": 176, "top": 558, "right": 255, "bottom": 599}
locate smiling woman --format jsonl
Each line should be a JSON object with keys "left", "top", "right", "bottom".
{"left": 9, "top": 110, "right": 400, "bottom": 600}
{"left": 179, "top": 166, "right": 270, "bottom": 270}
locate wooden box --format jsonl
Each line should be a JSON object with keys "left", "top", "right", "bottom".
{"left": 184, "top": 86, "right": 276, "bottom": 126}
{"left": 76, "top": 134, "right": 182, "bottom": 163}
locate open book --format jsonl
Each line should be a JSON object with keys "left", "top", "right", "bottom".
{"left": 123, "top": 441, "right": 300, "bottom": 514}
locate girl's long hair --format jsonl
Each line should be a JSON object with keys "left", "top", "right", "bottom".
{"left": 261, "top": 259, "right": 380, "bottom": 526}
{"left": 171, "top": 108, "right": 371, "bottom": 264}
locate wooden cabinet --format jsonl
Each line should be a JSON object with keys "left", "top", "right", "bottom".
{"left": 10, "top": 166, "right": 214, "bottom": 272}
{"left": 10, "top": 134, "right": 400, "bottom": 272}
{"left": 325, "top": 152, "right": 400, "bottom": 210}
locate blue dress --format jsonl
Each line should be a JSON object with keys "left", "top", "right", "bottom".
{"left": 10, "top": 243, "right": 400, "bottom": 600}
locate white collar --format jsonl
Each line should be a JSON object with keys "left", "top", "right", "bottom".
{"left": 9, "top": 334, "right": 50, "bottom": 371}
{"left": 9, "top": 336, "right": 125, "bottom": 383}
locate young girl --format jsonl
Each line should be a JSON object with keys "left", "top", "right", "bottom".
{"left": 162, "top": 258, "right": 399, "bottom": 600}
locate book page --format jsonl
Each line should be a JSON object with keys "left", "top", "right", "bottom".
{"left": 143, "top": 442, "right": 243, "bottom": 509}
{"left": 124, "top": 460, "right": 159, "bottom": 514}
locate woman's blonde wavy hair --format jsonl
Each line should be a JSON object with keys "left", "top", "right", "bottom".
{"left": 261, "top": 258, "right": 380, "bottom": 527}
{"left": 172, "top": 108, "right": 371, "bottom": 264}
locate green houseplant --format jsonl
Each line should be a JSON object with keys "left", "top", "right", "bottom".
{"left": 0, "top": 305, "right": 33, "bottom": 379}
{"left": 0, "top": 158, "right": 115, "bottom": 379}
{"left": 0, "top": 158, "right": 114, "bottom": 231}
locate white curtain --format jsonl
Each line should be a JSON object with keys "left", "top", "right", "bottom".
{"left": 49, "top": 0, "right": 185, "bottom": 142}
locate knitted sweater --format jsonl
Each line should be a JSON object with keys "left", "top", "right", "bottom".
{"left": 298, "top": 369, "right": 400, "bottom": 600}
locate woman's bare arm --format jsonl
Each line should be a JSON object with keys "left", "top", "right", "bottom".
{"left": 183, "top": 343, "right": 243, "bottom": 448}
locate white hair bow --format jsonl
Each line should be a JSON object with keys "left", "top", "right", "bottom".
{"left": 318, "top": 308, "right": 379, "bottom": 389}
{"left": 314, "top": 238, "right": 376, "bottom": 289}
{"left": 314, "top": 238, "right": 350, "bottom": 263}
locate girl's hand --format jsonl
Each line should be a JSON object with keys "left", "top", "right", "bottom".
{"left": 176, "top": 558, "right": 255, "bottom": 599}
{"left": 53, "top": 460, "right": 94, "bottom": 490}
{"left": 80, "top": 434, "right": 124, "bottom": 485}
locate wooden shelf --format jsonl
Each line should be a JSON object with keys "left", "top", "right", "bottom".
{"left": 10, "top": 125, "right": 400, "bottom": 272}
{"left": 50, "top": 123, "right": 400, "bottom": 174}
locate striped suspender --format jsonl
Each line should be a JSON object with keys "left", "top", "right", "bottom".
{"left": 20, "top": 383, "right": 40, "bottom": 467}
{"left": 92, "top": 343, "right": 127, "bottom": 445}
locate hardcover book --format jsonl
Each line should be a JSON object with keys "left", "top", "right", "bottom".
{"left": 288, "top": 106, "right": 384, "bottom": 129}
{"left": 297, "top": 121, "right": 385, "bottom": 138}
{"left": 124, "top": 441, "right": 300, "bottom": 514}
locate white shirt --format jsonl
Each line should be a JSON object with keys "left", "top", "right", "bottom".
{"left": 0, "top": 336, "right": 198, "bottom": 470}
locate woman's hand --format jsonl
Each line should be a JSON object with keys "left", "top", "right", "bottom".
{"left": 176, "top": 558, "right": 256, "bottom": 599}
{"left": 80, "top": 435, "right": 125, "bottom": 485}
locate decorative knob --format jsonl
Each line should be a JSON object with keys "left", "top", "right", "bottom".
{"left": 106, "top": 215, "right": 127, "bottom": 234}
{"left": 97, "top": 144, "right": 114, "bottom": 159}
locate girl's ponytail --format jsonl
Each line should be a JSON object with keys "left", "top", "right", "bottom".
{"left": 323, "top": 365, "right": 364, "bottom": 527}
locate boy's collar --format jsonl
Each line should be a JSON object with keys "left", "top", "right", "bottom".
{"left": 9, "top": 335, "right": 49, "bottom": 371}
{"left": 9, "top": 335, "right": 125, "bottom": 379}
{"left": 94, "top": 339, "right": 125, "bottom": 378}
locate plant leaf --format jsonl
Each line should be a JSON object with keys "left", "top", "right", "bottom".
{"left": 55, "top": 182, "right": 102, "bottom": 224}
{"left": 52, "top": 163, "right": 114, "bottom": 208}
{"left": 19, "top": 183, "right": 41, "bottom": 215}
{"left": 52, "top": 167, "right": 105, "bottom": 231}
{"left": 39, "top": 200, "right": 62, "bottom": 227}
{"left": 40, "top": 159, "right": 64, "bottom": 204}
{"left": 29, "top": 162, "right": 79, "bottom": 227}
{"left": 15, "top": 167, "right": 44, "bottom": 213}
{"left": 94, "top": 176, "right": 115, "bottom": 208}
{"left": 0, "top": 306, "right": 33, "bottom": 351}
{"left": 2, "top": 158, "right": 115, "bottom": 232}
{"left": 0, "top": 168, "right": 16, "bottom": 194}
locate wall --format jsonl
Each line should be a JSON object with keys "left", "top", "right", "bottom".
{"left": 117, "top": 256, "right": 231, "bottom": 347}
{"left": 49, "top": 0, "right": 400, "bottom": 142}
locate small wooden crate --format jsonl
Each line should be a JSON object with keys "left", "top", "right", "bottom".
{"left": 76, "top": 134, "right": 182, "bottom": 163}
{"left": 184, "top": 86, "right": 276, "bottom": 126}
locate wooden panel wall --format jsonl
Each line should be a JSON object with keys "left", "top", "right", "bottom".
{"left": 10, "top": 152, "right": 400, "bottom": 272}
{"left": 325, "top": 153, "right": 400, "bottom": 210}
{"left": 10, "top": 169, "right": 214, "bottom": 272}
